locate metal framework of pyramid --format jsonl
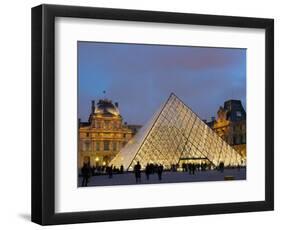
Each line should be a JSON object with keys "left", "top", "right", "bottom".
{"left": 110, "top": 93, "right": 244, "bottom": 171}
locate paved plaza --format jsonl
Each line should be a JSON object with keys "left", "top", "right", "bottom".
{"left": 78, "top": 168, "right": 246, "bottom": 187}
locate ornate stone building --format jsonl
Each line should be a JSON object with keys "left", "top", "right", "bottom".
{"left": 78, "top": 99, "right": 137, "bottom": 168}
{"left": 207, "top": 100, "right": 246, "bottom": 159}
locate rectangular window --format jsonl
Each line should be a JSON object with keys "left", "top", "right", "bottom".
{"left": 84, "top": 141, "right": 90, "bottom": 151}
{"left": 113, "top": 142, "right": 117, "bottom": 151}
{"left": 104, "top": 141, "right": 110, "bottom": 151}
{"left": 242, "top": 134, "right": 246, "bottom": 144}
{"left": 234, "top": 125, "right": 239, "bottom": 132}
{"left": 96, "top": 142, "right": 100, "bottom": 151}
{"left": 105, "top": 120, "right": 110, "bottom": 129}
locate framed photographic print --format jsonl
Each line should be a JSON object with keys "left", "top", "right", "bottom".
{"left": 31, "top": 4, "right": 274, "bottom": 225}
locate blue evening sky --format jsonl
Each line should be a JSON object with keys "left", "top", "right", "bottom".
{"left": 78, "top": 42, "right": 246, "bottom": 125}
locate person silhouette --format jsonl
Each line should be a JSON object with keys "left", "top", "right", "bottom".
{"left": 192, "top": 163, "right": 196, "bottom": 175}
{"left": 108, "top": 165, "right": 113, "bottom": 178}
{"left": 145, "top": 163, "right": 150, "bottom": 180}
{"left": 81, "top": 163, "right": 91, "bottom": 187}
{"left": 219, "top": 162, "right": 224, "bottom": 173}
{"left": 134, "top": 161, "right": 141, "bottom": 183}
{"left": 157, "top": 164, "right": 163, "bottom": 180}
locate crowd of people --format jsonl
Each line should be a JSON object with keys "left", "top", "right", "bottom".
{"left": 80, "top": 163, "right": 126, "bottom": 186}
{"left": 80, "top": 161, "right": 242, "bottom": 186}
{"left": 181, "top": 162, "right": 211, "bottom": 174}
{"left": 140, "top": 162, "right": 164, "bottom": 182}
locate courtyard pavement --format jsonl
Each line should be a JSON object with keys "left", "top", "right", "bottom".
{"left": 78, "top": 168, "right": 246, "bottom": 187}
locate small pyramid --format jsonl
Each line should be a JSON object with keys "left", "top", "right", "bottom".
{"left": 110, "top": 93, "right": 244, "bottom": 171}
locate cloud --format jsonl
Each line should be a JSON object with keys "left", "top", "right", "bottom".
{"left": 78, "top": 42, "right": 246, "bottom": 125}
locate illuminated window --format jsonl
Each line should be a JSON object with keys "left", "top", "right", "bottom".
{"left": 83, "top": 156, "right": 90, "bottom": 164}
{"left": 105, "top": 120, "right": 110, "bottom": 129}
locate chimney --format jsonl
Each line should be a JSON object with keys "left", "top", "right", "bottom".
{"left": 115, "top": 102, "right": 119, "bottom": 108}
{"left": 91, "top": 100, "right": 95, "bottom": 113}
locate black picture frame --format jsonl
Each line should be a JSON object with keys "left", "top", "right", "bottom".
{"left": 31, "top": 4, "right": 274, "bottom": 225}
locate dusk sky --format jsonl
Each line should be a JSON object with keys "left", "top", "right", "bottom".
{"left": 78, "top": 42, "right": 246, "bottom": 125}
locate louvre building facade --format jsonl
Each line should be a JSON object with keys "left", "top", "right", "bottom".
{"left": 78, "top": 99, "right": 135, "bottom": 168}
{"left": 207, "top": 100, "right": 246, "bottom": 158}
{"left": 110, "top": 93, "right": 245, "bottom": 171}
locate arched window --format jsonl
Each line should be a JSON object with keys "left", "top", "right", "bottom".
{"left": 83, "top": 156, "right": 90, "bottom": 165}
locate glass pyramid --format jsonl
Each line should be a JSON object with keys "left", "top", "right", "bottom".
{"left": 110, "top": 93, "right": 244, "bottom": 171}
